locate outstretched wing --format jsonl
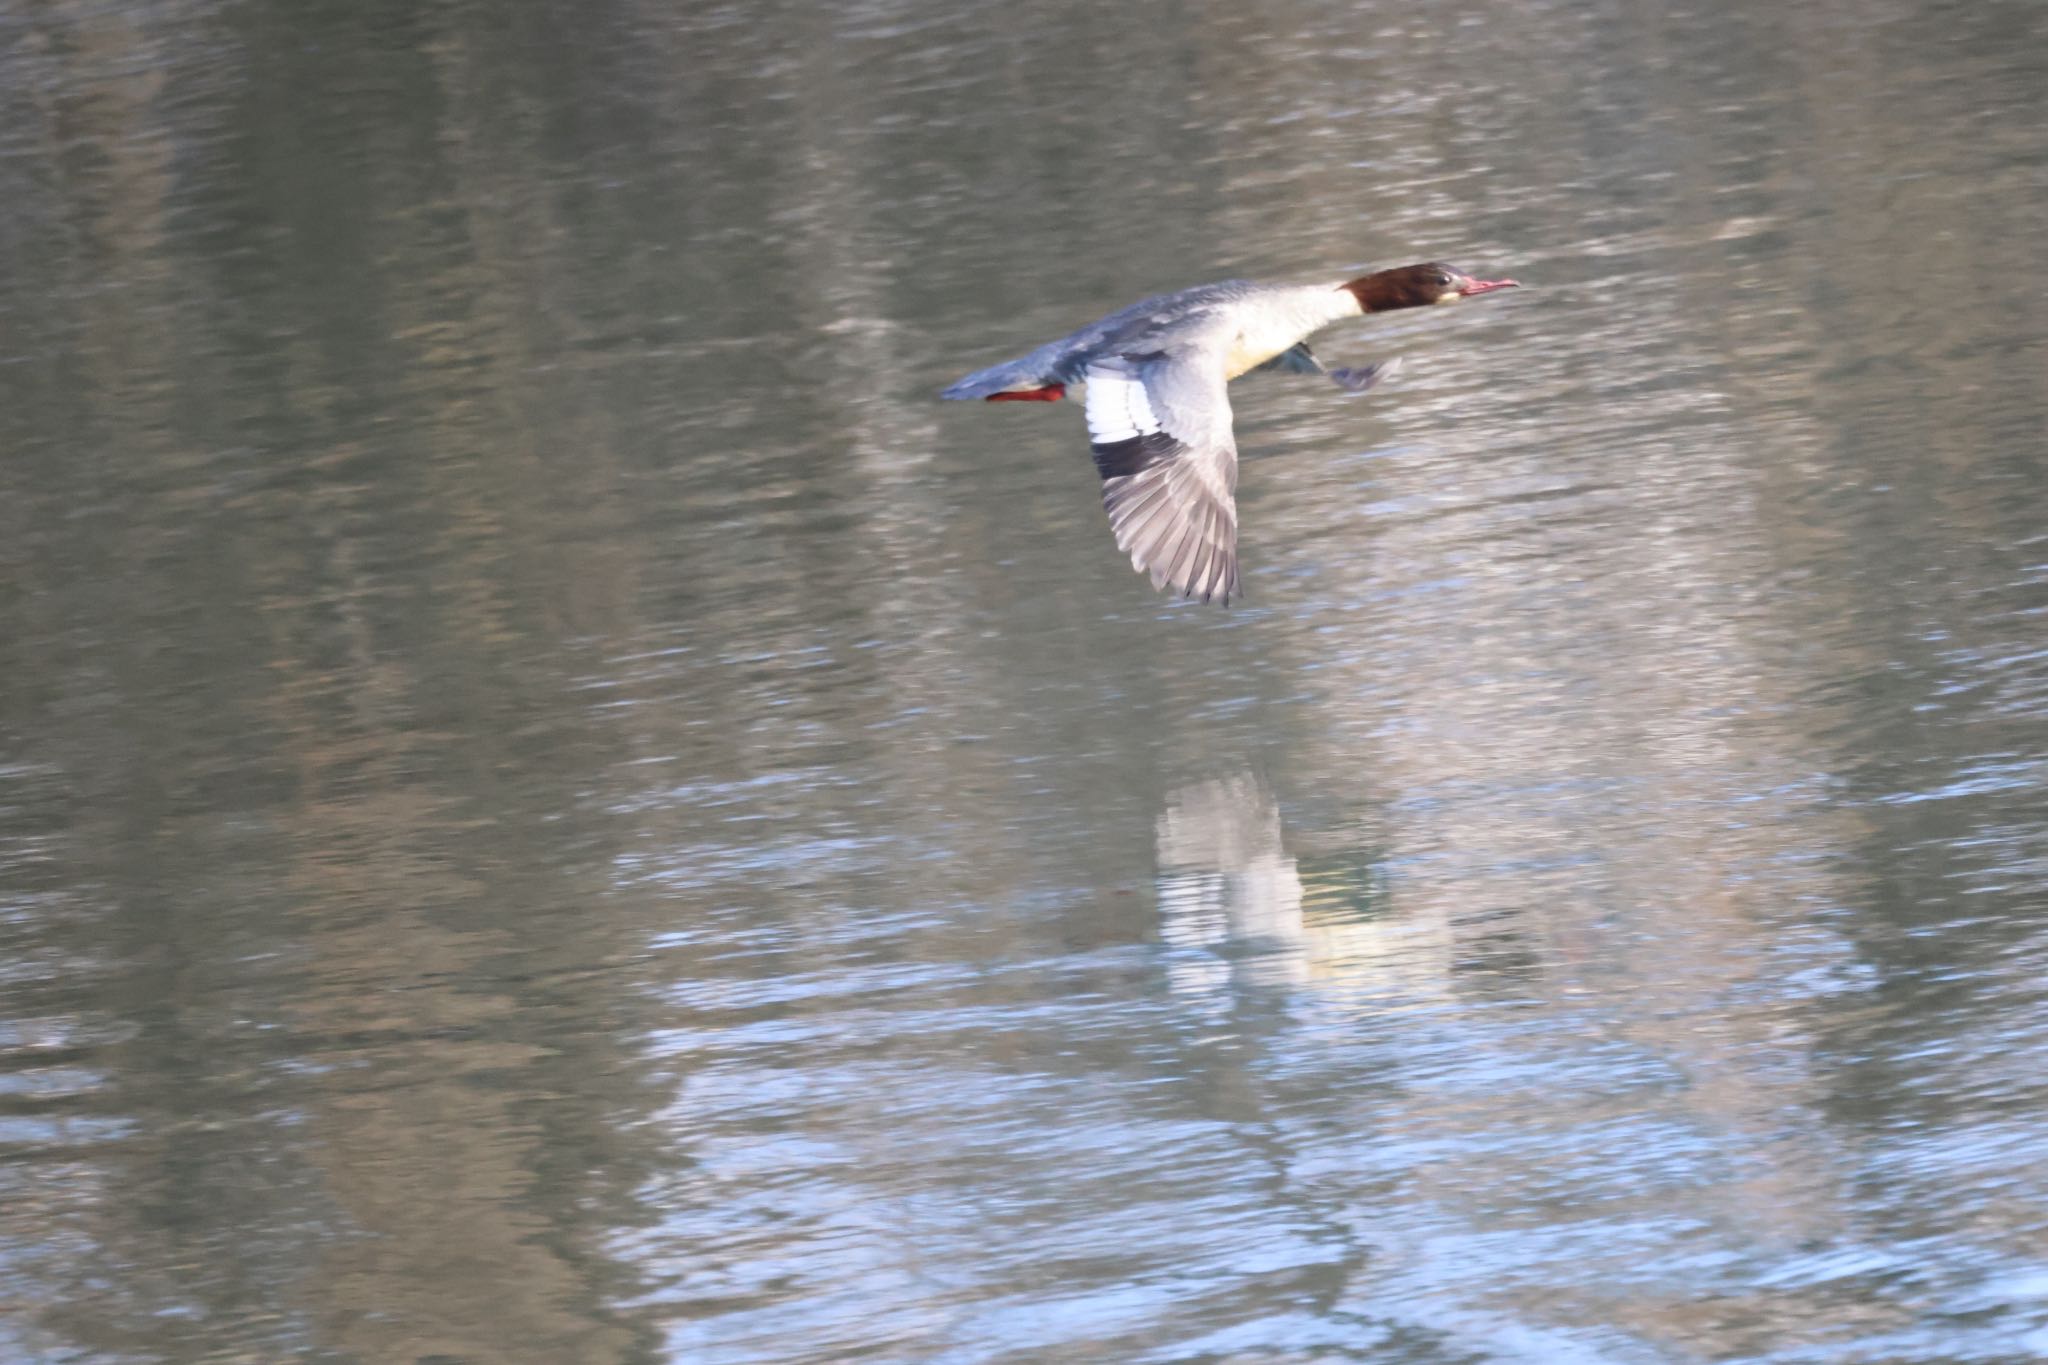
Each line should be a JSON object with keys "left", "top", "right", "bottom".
{"left": 1083, "top": 350, "right": 1241, "bottom": 605}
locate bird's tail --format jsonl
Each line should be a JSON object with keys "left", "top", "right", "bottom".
{"left": 940, "top": 354, "right": 1059, "bottom": 401}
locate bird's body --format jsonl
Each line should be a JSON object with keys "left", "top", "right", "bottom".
{"left": 942, "top": 280, "right": 1360, "bottom": 400}
{"left": 942, "top": 262, "right": 1518, "bottom": 604}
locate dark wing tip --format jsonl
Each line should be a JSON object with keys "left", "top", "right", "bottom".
{"left": 1163, "top": 547, "right": 1240, "bottom": 605}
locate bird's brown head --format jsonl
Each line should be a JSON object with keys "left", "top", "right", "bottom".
{"left": 1342, "top": 262, "right": 1520, "bottom": 313}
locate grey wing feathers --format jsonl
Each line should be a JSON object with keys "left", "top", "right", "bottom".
{"left": 1084, "top": 352, "right": 1241, "bottom": 605}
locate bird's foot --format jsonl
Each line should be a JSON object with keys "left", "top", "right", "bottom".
{"left": 1328, "top": 356, "right": 1402, "bottom": 396}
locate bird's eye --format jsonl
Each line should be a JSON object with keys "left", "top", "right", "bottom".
{"left": 1434, "top": 271, "right": 1454, "bottom": 287}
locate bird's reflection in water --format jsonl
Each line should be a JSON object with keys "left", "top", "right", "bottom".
{"left": 1154, "top": 774, "right": 1307, "bottom": 996}
{"left": 1153, "top": 774, "right": 1458, "bottom": 1010}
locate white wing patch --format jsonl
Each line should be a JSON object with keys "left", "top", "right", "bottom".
{"left": 1083, "top": 364, "right": 1163, "bottom": 445}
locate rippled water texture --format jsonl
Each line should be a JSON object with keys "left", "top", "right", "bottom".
{"left": 4, "top": 2, "right": 2048, "bottom": 1361}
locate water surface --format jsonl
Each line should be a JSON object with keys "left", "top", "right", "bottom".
{"left": 4, "top": 1, "right": 2048, "bottom": 1361}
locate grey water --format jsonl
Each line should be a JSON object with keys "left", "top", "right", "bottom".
{"left": 4, "top": 2, "right": 2048, "bottom": 1361}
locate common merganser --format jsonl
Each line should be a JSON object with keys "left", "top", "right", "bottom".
{"left": 942, "top": 263, "right": 1519, "bottom": 605}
